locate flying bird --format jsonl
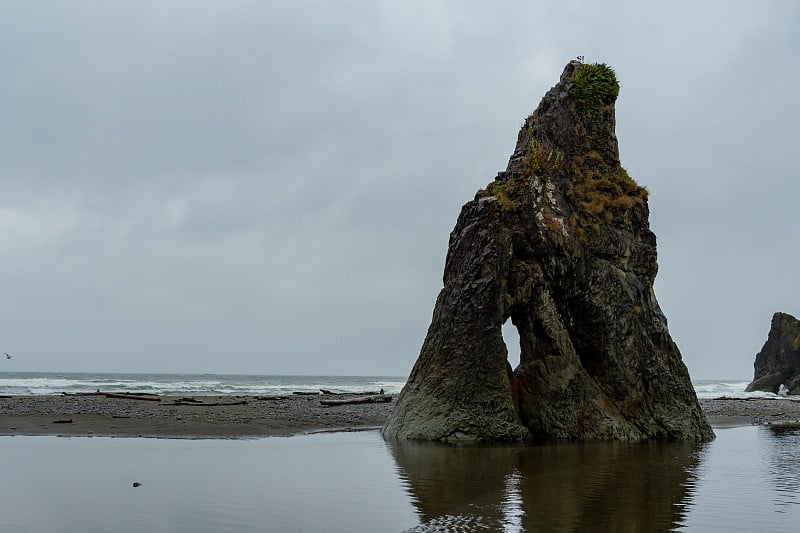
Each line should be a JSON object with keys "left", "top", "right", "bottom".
{"left": 4, "top": 353, "right": 11, "bottom": 359}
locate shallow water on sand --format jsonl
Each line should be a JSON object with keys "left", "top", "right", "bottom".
{"left": 0, "top": 426, "right": 797, "bottom": 532}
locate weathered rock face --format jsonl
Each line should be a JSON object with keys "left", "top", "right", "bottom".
{"left": 383, "top": 61, "right": 714, "bottom": 442}
{"left": 745, "top": 312, "right": 800, "bottom": 395}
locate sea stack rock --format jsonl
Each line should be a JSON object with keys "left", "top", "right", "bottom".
{"left": 383, "top": 61, "right": 713, "bottom": 442}
{"left": 745, "top": 312, "right": 800, "bottom": 395}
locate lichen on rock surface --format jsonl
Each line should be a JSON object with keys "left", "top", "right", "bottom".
{"left": 745, "top": 312, "right": 800, "bottom": 395}
{"left": 382, "top": 61, "right": 714, "bottom": 443}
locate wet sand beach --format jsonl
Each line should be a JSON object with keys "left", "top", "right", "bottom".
{"left": 2, "top": 395, "right": 799, "bottom": 438}
{"left": 699, "top": 397, "right": 800, "bottom": 427}
{"left": 0, "top": 394, "right": 394, "bottom": 438}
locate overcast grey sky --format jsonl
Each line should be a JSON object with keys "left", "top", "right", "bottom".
{"left": 1, "top": 1, "right": 797, "bottom": 378}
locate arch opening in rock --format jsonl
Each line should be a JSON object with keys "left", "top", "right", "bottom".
{"left": 502, "top": 320, "right": 521, "bottom": 370}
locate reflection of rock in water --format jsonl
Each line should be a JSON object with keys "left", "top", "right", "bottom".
{"left": 390, "top": 441, "right": 521, "bottom": 531}
{"left": 764, "top": 425, "right": 800, "bottom": 508}
{"left": 389, "top": 439, "right": 704, "bottom": 532}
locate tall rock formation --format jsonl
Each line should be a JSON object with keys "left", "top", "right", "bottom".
{"left": 383, "top": 61, "right": 713, "bottom": 442}
{"left": 745, "top": 312, "right": 800, "bottom": 395}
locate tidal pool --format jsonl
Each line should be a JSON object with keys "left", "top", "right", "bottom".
{"left": 0, "top": 425, "right": 797, "bottom": 532}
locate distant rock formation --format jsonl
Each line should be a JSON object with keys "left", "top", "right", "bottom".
{"left": 745, "top": 312, "right": 800, "bottom": 395}
{"left": 382, "top": 61, "right": 714, "bottom": 442}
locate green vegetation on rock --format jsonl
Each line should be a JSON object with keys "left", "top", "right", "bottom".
{"left": 477, "top": 179, "right": 518, "bottom": 211}
{"left": 519, "top": 132, "right": 564, "bottom": 177}
{"left": 571, "top": 63, "right": 619, "bottom": 115}
{"left": 476, "top": 129, "right": 565, "bottom": 213}
{"left": 566, "top": 151, "right": 648, "bottom": 231}
{"left": 477, "top": 62, "right": 643, "bottom": 227}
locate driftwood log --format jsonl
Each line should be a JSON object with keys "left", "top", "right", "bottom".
{"left": 320, "top": 389, "right": 380, "bottom": 396}
{"left": 320, "top": 395, "right": 392, "bottom": 406}
{"left": 255, "top": 395, "right": 292, "bottom": 401}
{"left": 170, "top": 399, "right": 248, "bottom": 406}
{"left": 61, "top": 391, "right": 162, "bottom": 401}
{"left": 102, "top": 392, "right": 162, "bottom": 402}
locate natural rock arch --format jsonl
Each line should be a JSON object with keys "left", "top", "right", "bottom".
{"left": 382, "top": 61, "right": 713, "bottom": 443}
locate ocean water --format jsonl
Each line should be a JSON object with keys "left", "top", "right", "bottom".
{"left": 0, "top": 372, "right": 793, "bottom": 400}
{"left": 0, "top": 372, "right": 406, "bottom": 396}
{"left": 692, "top": 379, "right": 791, "bottom": 400}
{"left": 0, "top": 426, "right": 798, "bottom": 532}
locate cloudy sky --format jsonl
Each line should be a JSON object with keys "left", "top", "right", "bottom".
{"left": 1, "top": 1, "right": 797, "bottom": 378}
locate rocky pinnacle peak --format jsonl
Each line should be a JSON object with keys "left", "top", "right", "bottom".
{"left": 507, "top": 61, "right": 621, "bottom": 176}
{"left": 383, "top": 62, "right": 713, "bottom": 443}
{"left": 474, "top": 61, "right": 646, "bottom": 253}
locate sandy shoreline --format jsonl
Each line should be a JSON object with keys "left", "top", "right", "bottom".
{"left": 699, "top": 397, "right": 800, "bottom": 427}
{"left": 2, "top": 394, "right": 800, "bottom": 438}
{"left": 0, "top": 394, "right": 394, "bottom": 438}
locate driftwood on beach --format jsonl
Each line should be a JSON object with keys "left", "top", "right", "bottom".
{"left": 255, "top": 395, "right": 292, "bottom": 401}
{"left": 319, "top": 389, "right": 380, "bottom": 396}
{"left": 102, "top": 392, "right": 162, "bottom": 402}
{"left": 2, "top": 392, "right": 397, "bottom": 438}
{"left": 714, "top": 396, "right": 800, "bottom": 403}
{"left": 170, "top": 399, "right": 248, "bottom": 407}
{"left": 320, "top": 395, "right": 392, "bottom": 406}
{"left": 61, "top": 391, "right": 162, "bottom": 402}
